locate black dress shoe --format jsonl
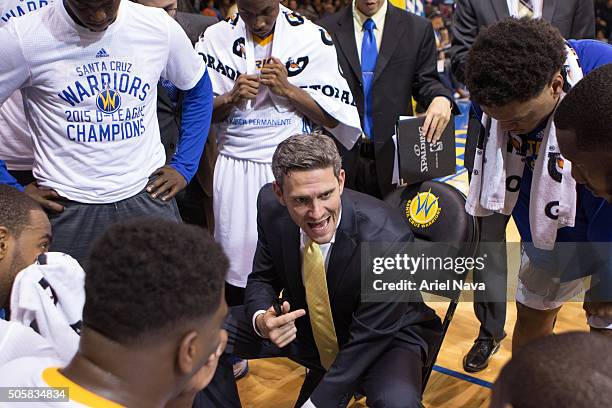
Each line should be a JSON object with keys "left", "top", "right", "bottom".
{"left": 463, "top": 338, "right": 502, "bottom": 373}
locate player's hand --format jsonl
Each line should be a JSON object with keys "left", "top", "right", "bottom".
{"left": 423, "top": 96, "right": 452, "bottom": 143}
{"left": 228, "top": 74, "right": 260, "bottom": 104}
{"left": 260, "top": 57, "right": 293, "bottom": 97}
{"left": 24, "top": 183, "right": 64, "bottom": 213}
{"left": 584, "top": 301, "right": 612, "bottom": 319}
{"left": 256, "top": 301, "right": 306, "bottom": 348}
{"left": 147, "top": 166, "right": 187, "bottom": 201}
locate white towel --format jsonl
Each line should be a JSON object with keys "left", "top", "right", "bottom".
{"left": 9, "top": 252, "right": 84, "bottom": 362}
{"left": 466, "top": 45, "right": 583, "bottom": 250}
{"left": 0, "top": 320, "right": 60, "bottom": 366}
{"left": 195, "top": 6, "right": 362, "bottom": 150}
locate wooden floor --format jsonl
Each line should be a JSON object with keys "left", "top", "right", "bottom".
{"left": 236, "top": 299, "right": 589, "bottom": 408}
{"left": 236, "top": 119, "right": 591, "bottom": 407}
{"left": 236, "top": 207, "right": 590, "bottom": 407}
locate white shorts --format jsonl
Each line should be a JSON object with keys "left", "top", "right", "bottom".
{"left": 515, "top": 251, "right": 612, "bottom": 329}
{"left": 213, "top": 154, "right": 274, "bottom": 288}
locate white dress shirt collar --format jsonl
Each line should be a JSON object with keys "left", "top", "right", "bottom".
{"left": 300, "top": 207, "right": 343, "bottom": 251}
{"left": 353, "top": 0, "right": 388, "bottom": 33}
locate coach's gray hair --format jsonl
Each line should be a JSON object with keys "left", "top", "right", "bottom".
{"left": 272, "top": 133, "right": 342, "bottom": 188}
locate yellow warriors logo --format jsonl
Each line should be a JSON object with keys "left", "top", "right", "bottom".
{"left": 96, "top": 86, "right": 121, "bottom": 114}
{"left": 405, "top": 190, "right": 441, "bottom": 228}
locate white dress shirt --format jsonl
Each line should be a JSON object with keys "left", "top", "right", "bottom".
{"left": 506, "top": 0, "right": 543, "bottom": 18}
{"left": 353, "top": 0, "right": 388, "bottom": 61}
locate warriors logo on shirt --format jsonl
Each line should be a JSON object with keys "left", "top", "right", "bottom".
{"left": 284, "top": 11, "right": 304, "bottom": 26}
{"left": 286, "top": 56, "right": 309, "bottom": 77}
{"left": 96, "top": 86, "right": 122, "bottom": 114}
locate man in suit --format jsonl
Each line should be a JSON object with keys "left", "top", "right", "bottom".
{"left": 449, "top": 0, "right": 595, "bottom": 374}
{"left": 319, "top": 0, "right": 455, "bottom": 199}
{"left": 137, "top": 0, "right": 219, "bottom": 231}
{"left": 206, "top": 133, "right": 442, "bottom": 408}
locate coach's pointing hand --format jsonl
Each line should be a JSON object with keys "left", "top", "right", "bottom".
{"left": 256, "top": 301, "right": 306, "bottom": 348}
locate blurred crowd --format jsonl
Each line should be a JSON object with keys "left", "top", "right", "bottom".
{"left": 190, "top": 0, "right": 610, "bottom": 45}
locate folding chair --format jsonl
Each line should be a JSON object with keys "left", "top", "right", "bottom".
{"left": 384, "top": 180, "right": 480, "bottom": 391}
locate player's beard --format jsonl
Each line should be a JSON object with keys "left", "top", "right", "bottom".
{"left": 7, "top": 246, "right": 28, "bottom": 294}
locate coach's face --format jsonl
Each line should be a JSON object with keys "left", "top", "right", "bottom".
{"left": 64, "top": 0, "right": 122, "bottom": 32}
{"left": 237, "top": 0, "right": 280, "bottom": 39}
{"left": 274, "top": 167, "right": 345, "bottom": 245}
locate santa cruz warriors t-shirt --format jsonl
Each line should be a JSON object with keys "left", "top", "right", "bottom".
{"left": 0, "top": 0, "right": 206, "bottom": 203}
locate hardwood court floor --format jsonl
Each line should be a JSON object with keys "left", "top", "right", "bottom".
{"left": 236, "top": 205, "right": 591, "bottom": 407}
{"left": 236, "top": 300, "right": 590, "bottom": 408}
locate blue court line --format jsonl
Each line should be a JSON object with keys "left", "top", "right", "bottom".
{"left": 438, "top": 168, "right": 467, "bottom": 183}
{"left": 432, "top": 365, "right": 494, "bottom": 389}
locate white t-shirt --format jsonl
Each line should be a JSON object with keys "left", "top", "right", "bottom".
{"left": 0, "top": 0, "right": 206, "bottom": 203}
{"left": 0, "top": 320, "right": 59, "bottom": 367}
{"left": 0, "top": 0, "right": 53, "bottom": 171}
{"left": 0, "top": 357, "right": 122, "bottom": 407}
{"left": 217, "top": 33, "right": 305, "bottom": 163}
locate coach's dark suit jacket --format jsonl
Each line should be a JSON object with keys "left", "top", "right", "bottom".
{"left": 319, "top": 6, "right": 454, "bottom": 197}
{"left": 451, "top": 0, "right": 595, "bottom": 83}
{"left": 245, "top": 184, "right": 442, "bottom": 405}
{"left": 158, "top": 12, "right": 217, "bottom": 162}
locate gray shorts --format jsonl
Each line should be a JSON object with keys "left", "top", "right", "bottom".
{"left": 48, "top": 190, "right": 181, "bottom": 267}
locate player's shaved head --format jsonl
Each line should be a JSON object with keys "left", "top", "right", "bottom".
{"left": 491, "top": 332, "right": 612, "bottom": 408}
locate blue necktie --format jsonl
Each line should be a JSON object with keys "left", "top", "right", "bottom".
{"left": 361, "top": 18, "right": 377, "bottom": 139}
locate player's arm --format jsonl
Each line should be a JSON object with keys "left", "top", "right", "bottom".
{"left": 260, "top": 57, "right": 338, "bottom": 128}
{"left": 0, "top": 160, "right": 23, "bottom": 191}
{"left": 171, "top": 71, "right": 213, "bottom": 181}
{"left": 148, "top": 18, "right": 213, "bottom": 201}
{"left": 0, "top": 24, "right": 66, "bottom": 211}
{"left": 0, "top": 23, "right": 31, "bottom": 105}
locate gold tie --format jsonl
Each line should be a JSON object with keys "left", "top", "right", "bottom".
{"left": 303, "top": 240, "right": 339, "bottom": 370}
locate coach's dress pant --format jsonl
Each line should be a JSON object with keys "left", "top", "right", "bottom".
{"left": 198, "top": 306, "right": 427, "bottom": 408}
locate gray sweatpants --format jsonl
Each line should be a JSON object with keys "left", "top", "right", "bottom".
{"left": 48, "top": 190, "right": 181, "bottom": 267}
